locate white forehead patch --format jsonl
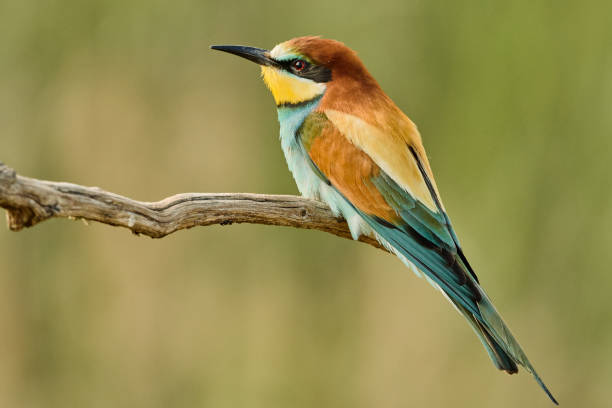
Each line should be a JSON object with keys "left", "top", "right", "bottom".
{"left": 270, "top": 43, "right": 290, "bottom": 58}
{"left": 269, "top": 43, "right": 302, "bottom": 61}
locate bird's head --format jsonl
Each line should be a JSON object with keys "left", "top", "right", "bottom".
{"left": 211, "top": 37, "right": 380, "bottom": 108}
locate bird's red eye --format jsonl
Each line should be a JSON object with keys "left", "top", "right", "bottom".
{"left": 292, "top": 59, "right": 306, "bottom": 71}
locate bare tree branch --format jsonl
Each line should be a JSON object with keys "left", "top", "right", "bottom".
{"left": 0, "top": 162, "right": 384, "bottom": 250}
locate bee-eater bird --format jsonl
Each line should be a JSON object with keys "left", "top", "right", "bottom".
{"left": 211, "top": 37, "right": 557, "bottom": 404}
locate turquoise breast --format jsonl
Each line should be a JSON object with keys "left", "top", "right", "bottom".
{"left": 275, "top": 99, "right": 372, "bottom": 240}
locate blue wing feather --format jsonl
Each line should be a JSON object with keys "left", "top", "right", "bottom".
{"left": 294, "top": 112, "right": 557, "bottom": 404}
{"left": 319, "top": 160, "right": 558, "bottom": 404}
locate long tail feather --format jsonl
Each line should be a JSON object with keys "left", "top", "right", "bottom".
{"left": 453, "top": 300, "right": 518, "bottom": 374}
{"left": 464, "top": 289, "right": 559, "bottom": 405}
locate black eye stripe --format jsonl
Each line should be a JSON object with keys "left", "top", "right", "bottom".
{"left": 275, "top": 58, "right": 332, "bottom": 83}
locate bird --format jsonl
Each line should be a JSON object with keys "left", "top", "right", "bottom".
{"left": 211, "top": 36, "right": 557, "bottom": 404}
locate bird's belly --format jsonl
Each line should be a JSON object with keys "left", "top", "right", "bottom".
{"left": 279, "top": 129, "right": 372, "bottom": 240}
{"left": 278, "top": 119, "right": 428, "bottom": 281}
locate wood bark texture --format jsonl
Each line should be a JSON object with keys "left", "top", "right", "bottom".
{"left": 0, "top": 162, "right": 384, "bottom": 250}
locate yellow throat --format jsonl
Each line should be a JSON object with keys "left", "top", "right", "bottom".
{"left": 261, "top": 66, "right": 326, "bottom": 105}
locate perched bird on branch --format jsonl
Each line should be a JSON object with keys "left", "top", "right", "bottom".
{"left": 211, "top": 36, "right": 557, "bottom": 404}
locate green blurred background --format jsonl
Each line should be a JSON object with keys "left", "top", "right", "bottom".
{"left": 1, "top": 0, "right": 611, "bottom": 407}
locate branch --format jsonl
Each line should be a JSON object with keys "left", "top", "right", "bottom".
{"left": 0, "top": 162, "right": 383, "bottom": 250}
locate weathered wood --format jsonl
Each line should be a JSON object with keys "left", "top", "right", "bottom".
{"left": 0, "top": 162, "right": 384, "bottom": 250}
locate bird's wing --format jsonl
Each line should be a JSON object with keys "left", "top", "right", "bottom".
{"left": 298, "top": 110, "right": 558, "bottom": 404}
{"left": 322, "top": 108, "right": 479, "bottom": 276}
{"left": 300, "top": 109, "right": 480, "bottom": 312}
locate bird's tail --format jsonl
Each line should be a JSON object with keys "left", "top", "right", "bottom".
{"left": 451, "top": 293, "right": 559, "bottom": 405}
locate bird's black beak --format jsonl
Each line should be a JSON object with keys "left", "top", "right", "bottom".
{"left": 210, "top": 45, "right": 280, "bottom": 68}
